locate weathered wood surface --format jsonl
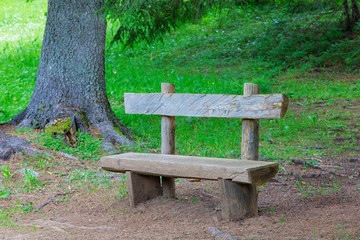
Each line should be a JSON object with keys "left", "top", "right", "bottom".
{"left": 239, "top": 83, "right": 260, "bottom": 218}
{"left": 124, "top": 93, "right": 288, "bottom": 119}
{"left": 100, "top": 152, "right": 279, "bottom": 186}
{"left": 161, "top": 83, "right": 176, "bottom": 198}
{"left": 241, "top": 83, "right": 260, "bottom": 161}
{"left": 219, "top": 179, "right": 257, "bottom": 221}
{"left": 126, "top": 171, "right": 162, "bottom": 207}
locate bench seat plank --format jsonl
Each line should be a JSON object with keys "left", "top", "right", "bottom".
{"left": 125, "top": 93, "right": 288, "bottom": 119}
{"left": 100, "top": 152, "right": 278, "bottom": 186}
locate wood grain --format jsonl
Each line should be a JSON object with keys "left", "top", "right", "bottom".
{"left": 126, "top": 171, "right": 162, "bottom": 207}
{"left": 241, "top": 83, "right": 260, "bottom": 161}
{"left": 161, "top": 83, "right": 176, "bottom": 198}
{"left": 125, "top": 93, "right": 288, "bottom": 119}
{"left": 101, "top": 152, "right": 279, "bottom": 186}
{"left": 219, "top": 179, "right": 257, "bottom": 221}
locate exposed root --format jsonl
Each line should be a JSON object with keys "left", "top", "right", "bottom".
{"left": 95, "top": 121, "right": 135, "bottom": 146}
{"left": 9, "top": 107, "right": 135, "bottom": 147}
{"left": 208, "top": 227, "right": 238, "bottom": 240}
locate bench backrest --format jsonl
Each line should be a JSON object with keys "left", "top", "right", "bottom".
{"left": 124, "top": 82, "right": 289, "bottom": 160}
{"left": 125, "top": 92, "right": 288, "bottom": 119}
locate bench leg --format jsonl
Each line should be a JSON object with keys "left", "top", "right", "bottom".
{"left": 162, "top": 177, "right": 176, "bottom": 198}
{"left": 218, "top": 179, "right": 257, "bottom": 221}
{"left": 126, "top": 171, "right": 162, "bottom": 207}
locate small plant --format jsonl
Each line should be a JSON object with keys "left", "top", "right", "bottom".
{"left": 34, "top": 155, "right": 54, "bottom": 170}
{"left": 21, "top": 154, "right": 55, "bottom": 171}
{"left": 334, "top": 224, "right": 350, "bottom": 240}
{"left": 295, "top": 177, "right": 311, "bottom": 199}
{"left": 279, "top": 214, "right": 286, "bottom": 224}
{"left": 22, "top": 202, "right": 33, "bottom": 213}
{"left": 192, "top": 198, "right": 200, "bottom": 203}
{"left": 0, "top": 189, "right": 10, "bottom": 198}
{"left": 0, "top": 209, "right": 14, "bottom": 227}
{"left": 331, "top": 179, "right": 341, "bottom": 193}
{"left": 269, "top": 208, "right": 276, "bottom": 215}
{"left": 22, "top": 169, "right": 42, "bottom": 192}
{"left": 257, "top": 183, "right": 266, "bottom": 192}
{"left": 117, "top": 185, "right": 128, "bottom": 198}
{"left": 1, "top": 164, "right": 15, "bottom": 180}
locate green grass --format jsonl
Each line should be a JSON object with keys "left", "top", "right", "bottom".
{"left": 1, "top": 164, "right": 15, "bottom": 180}
{"left": 28, "top": 131, "right": 104, "bottom": 161}
{"left": 1, "top": 0, "right": 359, "bottom": 163}
{"left": 22, "top": 168, "right": 42, "bottom": 192}
{"left": 0, "top": 0, "right": 46, "bottom": 121}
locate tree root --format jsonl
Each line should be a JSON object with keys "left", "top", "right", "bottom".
{"left": 9, "top": 107, "right": 135, "bottom": 147}
{"left": 207, "top": 227, "right": 238, "bottom": 240}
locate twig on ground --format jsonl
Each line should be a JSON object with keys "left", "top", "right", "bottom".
{"left": 292, "top": 159, "right": 323, "bottom": 169}
{"left": 35, "top": 191, "right": 74, "bottom": 211}
{"left": 269, "top": 178, "right": 288, "bottom": 185}
{"left": 200, "top": 189, "right": 221, "bottom": 199}
{"left": 301, "top": 173, "right": 322, "bottom": 178}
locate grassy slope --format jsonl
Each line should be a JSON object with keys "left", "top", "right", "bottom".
{"left": 1, "top": 0, "right": 359, "bottom": 162}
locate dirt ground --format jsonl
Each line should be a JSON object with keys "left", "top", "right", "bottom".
{"left": 1, "top": 154, "right": 359, "bottom": 239}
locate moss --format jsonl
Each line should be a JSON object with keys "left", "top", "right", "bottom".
{"left": 78, "top": 112, "right": 90, "bottom": 127}
{"left": 113, "top": 126, "right": 124, "bottom": 136}
{"left": 44, "top": 117, "right": 71, "bottom": 136}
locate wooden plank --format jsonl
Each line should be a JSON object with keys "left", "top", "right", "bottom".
{"left": 126, "top": 171, "right": 162, "bottom": 207}
{"left": 161, "top": 83, "right": 176, "bottom": 198}
{"left": 124, "top": 93, "right": 288, "bottom": 119}
{"left": 101, "top": 152, "right": 279, "bottom": 186}
{"left": 219, "top": 179, "right": 257, "bottom": 221}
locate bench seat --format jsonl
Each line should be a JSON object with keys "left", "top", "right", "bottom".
{"left": 100, "top": 152, "right": 278, "bottom": 186}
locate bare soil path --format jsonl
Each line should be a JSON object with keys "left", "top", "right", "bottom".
{"left": 1, "top": 157, "right": 359, "bottom": 240}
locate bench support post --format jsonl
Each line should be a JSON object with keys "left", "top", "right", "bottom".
{"left": 126, "top": 171, "right": 162, "bottom": 207}
{"left": 219, "top": 83, "right": 260, "bottom": 220}
{"left": 161, "top": 83, "right": 176, "bottom": 198}
{"left": 219, "top": 179, "right": 257, "bottom": 221}
{"left": 241, "top": 83, "right": 260, "bottom": 160}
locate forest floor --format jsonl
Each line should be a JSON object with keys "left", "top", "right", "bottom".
{"left": 0, "top": 102, "right": 360, "bottom": 240}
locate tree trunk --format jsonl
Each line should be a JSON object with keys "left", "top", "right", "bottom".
{"left": 344, "top": 0, "right": 351, "bottom": 31}
{"left": 351, "top": 0, "right": 360, "bottom": 26}
{"left": 343, "top": 0, "right": 360, "bottom": 32}
{"left": 11, "top": 0, "right": 133, "bottom": 145}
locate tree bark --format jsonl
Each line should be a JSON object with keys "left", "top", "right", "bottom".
{"left": 343, "top": 0, "right": 360, "bottom": 32}
{"left": 11, "top": 0, "right": 133, "bottom": 145}
{"left": 344, "top": 0, "right": 351, "bottom": 31}
{"left": 351, "top": 0, "right": 360, "bottom": 26}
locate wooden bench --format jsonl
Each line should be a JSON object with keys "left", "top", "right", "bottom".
{"left": 101, "top": 82, "right": 289, "bottom": 221}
